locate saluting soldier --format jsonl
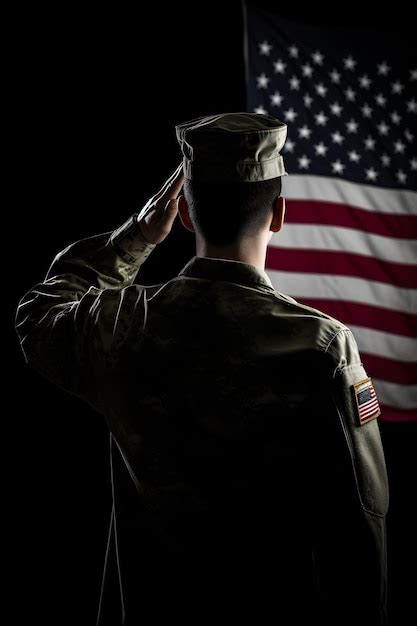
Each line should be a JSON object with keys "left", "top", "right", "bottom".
{"left": 15, "top": 113, "right": 389, "bottom": 625}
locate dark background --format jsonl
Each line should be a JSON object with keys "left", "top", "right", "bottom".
{"left": 8, "top": 2, "right": 416, "bottom": 623}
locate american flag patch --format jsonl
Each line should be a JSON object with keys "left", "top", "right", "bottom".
{"left": 353, "top": 378, "right": 381, "bottom": 425}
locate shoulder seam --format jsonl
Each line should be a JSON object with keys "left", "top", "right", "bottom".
{"left": 323, "top": 327, "right": 351, "bottom": 354}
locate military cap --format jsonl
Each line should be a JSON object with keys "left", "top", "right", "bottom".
{"left": 175, "top": 112, "right": 288, "bottom": 183}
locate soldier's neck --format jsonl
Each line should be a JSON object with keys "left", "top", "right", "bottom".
{"left": 195, "top": 237, "right": 268, "bottom": 271}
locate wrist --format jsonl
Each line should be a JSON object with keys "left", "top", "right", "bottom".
{"left": 109, "top": 211, "right": 157, "bottom": 265}
{"left": 136, "top": 217, "right": 155, "bottom": 245}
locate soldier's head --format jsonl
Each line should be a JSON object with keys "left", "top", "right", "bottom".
{"left": 175, "top": 112, "right": 287, "bottom": 248}
{"left": 179, "top": 177, "right": 284, "bottom": 247}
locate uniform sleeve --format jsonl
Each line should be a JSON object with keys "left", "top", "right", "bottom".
{"left": 14, "top": 213, "right": 156, "bottom": 404}
{"left": 310, "top": 328, "right": 389, "bottom": 625}
{"left": 326, "top": 327, "right": 389, "bottom": 518}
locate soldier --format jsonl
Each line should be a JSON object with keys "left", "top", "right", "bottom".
{"left": 15, "top": 113, "right": 389, "bottom": 625}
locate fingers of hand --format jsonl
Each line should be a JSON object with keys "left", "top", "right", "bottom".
{"left": 160, "top": 198, "right": 179, "bottom": 233}
{"left": 154, "top": 163, "right": 184, "bottom": 205}
{"left": 140, "top": 198, "right": 178, "bottom": 242}
{"left": 136, "top": 163, "right": 184, "bottom": 224}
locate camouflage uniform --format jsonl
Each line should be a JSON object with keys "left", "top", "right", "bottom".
{"left": 15, "top": 217, "right": 389, "bottom": 625}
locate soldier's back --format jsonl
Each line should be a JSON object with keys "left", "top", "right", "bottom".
{"left": 97, "top": 258, "right": 358, "bottom": 625}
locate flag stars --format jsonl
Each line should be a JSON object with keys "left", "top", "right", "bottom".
{"left": 315, "top": 83, "right": 327, "bottom": 97}
{"left": 331, "top": 131, "right": 345, "bottom": 144}
{"left": 377, "top": 121, "right": 390, "bottom": 136}
{"left": 298, "top": 155, "right": 311, "bottom": 169}
{"left": 396, "top": 170, "right": 407, "bottom": 184}
{"left": 375, "top": 93, "right": 387, "bottom": 107}
{"left": 345, "top": 87, "right": 356, "bottom": 102}
{"left": 312, "top": 50, "right": 324, "bottom": 65}
{"left": 274, "top": 58, "right": 287, "bottom": 74}
{"left": 315, "top": 111, "right": 328, "bottom": 126}
{"left": 359, "top": 74, "right": 372, "bottom": 89}
{"left": 346, "top": 119, "right": 358, "bottom": 133}
{"left": 284, "top": 139, "right": 296, "bottom": 153}
{"left": 365, "top": 168, "right": 379, "bottom": 181}
{"left": 256, "top": 73, "right": 270, "bottom": 88}
{"left": 301, "top": 63, "right": 314, "bottom": 77}
{"left": 330, "top": 102, "right": 343, "bottom": 116}
{"left": 304, "top": 93, "right": 313, "bottom": 108}
{"left": 298, "top": 125, "right": 312, "bottom": 139}
{"left": 259, "top": 41, "right": 272, "bottom": 55}
{"left": 329, "top": 69, "right": 341, "bottom": 83}
{"left": 314, "top": 142, "right": 328, "bottom": 156}
{"left": 289, "top": 75, "right": 301, "bottom": 90}
{"left": 361, "top": 103, "right": 373, "bottom": 118}
{"left": 349, "top": 151, "right": 361, "bottom": 163}
{"left": 343, "top": 56, "right": 357, "bottom": 70}
{"left": 249, "top": 44, "right": 415, "bottom": 188}
{"left": 270, "top": 91, "right": 284, "bottom": 106}
{"left": 364, "top": 136, "right": 376, "bottom": 150}
{"left": 284, "top": 108, "right": 298, "bottom": 122}
{"left": 377, "top": 61, "right": 391, "bottom": 76}
{"left": 391, "top": 81, "right": 404, "bottom": 94}
{"left": 407, "top": 99, "right": 417, "bottom": 113}
{"left": 332, "top": 160, "right": 345, "bottom": 173}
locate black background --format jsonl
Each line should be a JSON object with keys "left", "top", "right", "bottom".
{"left": 8, "top": 2, "right": 416, "bottom": 623}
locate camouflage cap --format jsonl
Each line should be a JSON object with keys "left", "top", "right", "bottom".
{"left": 175, "top": 112, "right": 288, "bottom": 183}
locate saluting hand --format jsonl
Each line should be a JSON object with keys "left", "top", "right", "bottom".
{"left": 136, "top": 164, "right": 184, "bottom": 245}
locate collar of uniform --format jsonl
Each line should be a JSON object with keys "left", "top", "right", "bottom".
{"left": 177, "top": 256, "right": 275, "bottom": 290}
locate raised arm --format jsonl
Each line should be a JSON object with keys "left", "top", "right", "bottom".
{"left": 15, "top": 165, "right": 184, "bottom": 402}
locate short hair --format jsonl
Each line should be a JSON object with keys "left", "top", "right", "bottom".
{"left": 183, "top": 177, "right": 282, "bottom": 247}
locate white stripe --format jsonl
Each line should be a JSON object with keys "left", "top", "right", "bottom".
{"left": 267, "top": 270, "right": 417, "bottom": 314}
{"left": 360, "top": 398, "right": 380, "bottom": 411}
{"left": 360, "top": 403, "right": 379, "bottom": 416}
{"left": 361, "top": 412, "right": 379, "bottom": 421}
{"left": 282, "top": 174, "right": 417, "bottom": 215}
{"left": 271, "top": 225, "right": 417, "bottom": 265}
{"left": 361, "top": 399, "right": 379, "bottom": 411}
{"left": 361, "top": 407, "right": 380, "bottom": 419}
{"left": 349, "top": 325, "right": 417, "bottom": 363}
{"left": 373, "top": 379, "right": 417, "bottom": 410}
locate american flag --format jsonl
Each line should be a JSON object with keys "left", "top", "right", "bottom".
{"left": 354, "top": 378, "right": 381, "bottom": 425}
{"left": 243, "top": 3, "right": 417, "bottom": 422}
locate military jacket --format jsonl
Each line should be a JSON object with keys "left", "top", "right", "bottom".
{"left": 15, "top": 215, "right": 389, "bottom": 625}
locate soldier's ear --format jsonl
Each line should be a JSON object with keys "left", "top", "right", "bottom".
{"left": 270, "top": 196, "right": 285, "bottom": 233}
{"left": 178, "top": 195, "right": 195, "bottom": 233}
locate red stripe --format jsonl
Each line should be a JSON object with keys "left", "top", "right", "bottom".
{"left": 361, "top": 413, "right": 379, "bottom": 422}
{"left": 285, "top": 199, "right": 417, "bottom": 239}
{"left": 360, "top": 399, "right": 380, "bottom": 413}
{"left": 360, "top": 399, "right": 379, "bottom": 411}
{"left": 379, "top": 406, "right": 417, "bottom": 422}
{"left": 361, "top": 353, "right": 417, "bottom": 385}
{"left": 360, "top": 404, "right": 380, "bottom": 419}
{"left": 291, "top": 299, "right": 417, "bottom": 338}
{"left": 266, "top": 247, "right": 417, "bottom": 289}
{"left": 360, "top": 411, "right": 379, "bottom": 421}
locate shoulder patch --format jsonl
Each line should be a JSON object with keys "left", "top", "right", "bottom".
{"left": 352, "top": 377, "right": 381, "bottom": 425}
